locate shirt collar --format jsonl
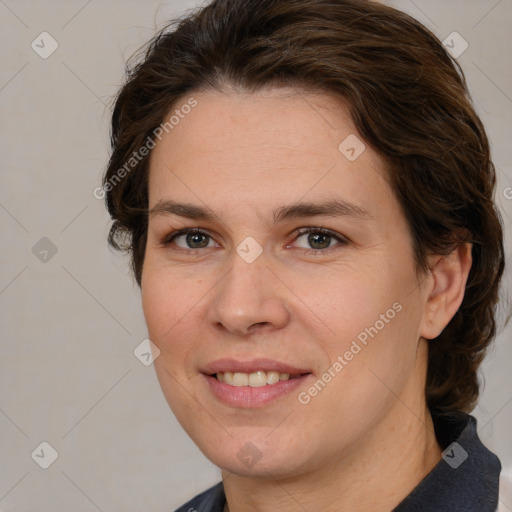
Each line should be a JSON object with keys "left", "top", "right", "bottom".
{"left": 393, "top": 413, "right": 501, "bottom": 511}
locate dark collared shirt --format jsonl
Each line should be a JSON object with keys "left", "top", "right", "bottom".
{"left": 174, "top": 413, "right": 501, "bottom": 512}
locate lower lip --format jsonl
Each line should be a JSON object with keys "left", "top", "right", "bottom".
{"left": 204, "top": 374, "right": 311, "bottom": 408}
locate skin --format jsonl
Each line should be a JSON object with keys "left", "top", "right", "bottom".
{"left": 141, "top": 86, "right": 472, "bottom": 511}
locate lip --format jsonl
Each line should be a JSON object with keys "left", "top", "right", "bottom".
{"left": 201, "top": 358, "right": 313, "bottom": 408}
{"left": 202, "top": 358, "right": 311, "bottom": 376}
{"left": 204, "top": 374, "right": 311, "bottom": 408}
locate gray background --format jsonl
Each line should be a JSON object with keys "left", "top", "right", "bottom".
{"left": 0, "top": 0, "right": 511, "bottom": 510}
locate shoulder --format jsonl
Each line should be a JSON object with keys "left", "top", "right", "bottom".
{"left": 174, "top": 482, "right": 225, "bottom": 512}
{"left": 498, "top": 465, "right": 512, "bottom": 512}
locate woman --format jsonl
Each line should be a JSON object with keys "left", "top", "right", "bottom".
{"left": 102, "top": 0, "right": 506, "bottom": 509}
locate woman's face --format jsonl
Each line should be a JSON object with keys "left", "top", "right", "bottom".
{"left": 142, "top": 87, "right": 433, "bottom": 477}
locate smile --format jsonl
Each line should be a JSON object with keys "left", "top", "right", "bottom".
{"left": 202, "top": 359, "right": 313, "bottom": 407}
{"left": 215, "top": 371, "right": 301, "bottom": 387}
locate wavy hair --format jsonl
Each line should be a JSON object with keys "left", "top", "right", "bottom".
{"left": 103, "top": 0, "right": 505, "bottom": 416}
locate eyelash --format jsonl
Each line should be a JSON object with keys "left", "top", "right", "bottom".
{"left": 160, "top": 227, "right": 348, "bottom": 255}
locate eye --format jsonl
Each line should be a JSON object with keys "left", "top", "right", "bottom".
{"left": 161, "top": 227, "right": 348, "bottom": 254}
{"left": 162, "top": 229, "right": 217, "bottom": 250}
{"left": 292, "top": 227, "right": 347, "bottom": 252}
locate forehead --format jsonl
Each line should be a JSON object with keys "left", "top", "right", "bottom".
{"left": 147, "top": 87, "right": 395, "bottom": 219}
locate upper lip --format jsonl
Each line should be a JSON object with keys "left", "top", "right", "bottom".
{"left": 202, "top": 358, "right": 311, "bottom": 376}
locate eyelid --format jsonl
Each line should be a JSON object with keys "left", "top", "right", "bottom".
{"left": 160, "top": 228, "right": 217, "bottom": 247}
{"left": 293, "top": 226, "right": 348, "bottom": 242}
{"left": 160, "top": 226, "right": 349, "bottom": 252}
{"left": 291, "top": 226, "right": 349, "bottom": 251}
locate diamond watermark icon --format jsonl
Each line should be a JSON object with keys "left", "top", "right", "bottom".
{"left": 237, "top": 442, "right": 263, "bottom": 469}
{"left": 442, "top": 32, "right": 468, "bottom": 59}
{"left": 32, "top": 237, "right": 58, "bottom": 263}
{"left": 338, "top": 134, "right": 366, "bottom": 162}
{"left": 31, "top": 32, "right": 59, "bottom": 59}
{"left": 31, "top": 441, "right": 59, "bottom": 469}
{"left": 134, "top": 338, "right": 161, "bottom": 366}
{"left": 442, "top": 442, "right": 468, "bottom": 469}
{"left": 236, "top": 236, "right": 263, "bottom": 263}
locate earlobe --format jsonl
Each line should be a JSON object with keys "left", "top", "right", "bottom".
{"left": 420, "top": 243, "right": 473, "bottom": 340}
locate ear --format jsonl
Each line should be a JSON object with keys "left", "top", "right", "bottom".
{"left": 420, "top": 243, "right": 473, "bottom": 340}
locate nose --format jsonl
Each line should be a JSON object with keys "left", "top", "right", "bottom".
{"left": 207, "top": 248, "right": 291, "bottom": 337}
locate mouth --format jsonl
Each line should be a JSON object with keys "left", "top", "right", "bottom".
{"left": 213, "top": 370, "right": 305, "bottom": 387}
{"left": 201, "top": 358, "right": 313, "bottom": 407}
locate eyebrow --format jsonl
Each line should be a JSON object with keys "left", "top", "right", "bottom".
{"left": 148, "top": 198, "right": 371, "bottom": 225}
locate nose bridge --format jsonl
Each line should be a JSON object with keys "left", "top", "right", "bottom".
{"left": 208, "top": 247, "right": 289, "bottom": 335}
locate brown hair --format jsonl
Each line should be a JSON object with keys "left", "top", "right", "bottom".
{"left": 103, "top": 0, "right": 505, "bottom": 416}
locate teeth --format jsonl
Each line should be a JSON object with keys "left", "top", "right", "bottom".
{"left": 266, "top": 371, "right": 280, "bottom": 385}
{"left": 215, "top": 371, "right": 294, "bottom": 386}
{"left": 249, "top": 371, "right": 267, "bottom": 387}
{"left": 223, "top": 372, "right": 234, "bottom": 385}
{"left": 232, "top": 373, "right": 248, "bottom": 386}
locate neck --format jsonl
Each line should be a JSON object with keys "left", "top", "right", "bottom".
{"left": 222, "top": 403, "right": 442, "bottom": 512}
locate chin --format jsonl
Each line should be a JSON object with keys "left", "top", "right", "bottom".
{"left": 196, "top": 431, "right": 312, "bottom": 479}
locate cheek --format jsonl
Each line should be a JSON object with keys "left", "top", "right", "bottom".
{"left": 302, "top": 306, "right": 422, "bottom": 444}
{"left": 141, "top": 267, "right": 190, "bottom": 353}
{"left": 141, "top": 263, "right": 213, "bottom": 382}
{"left": 141, "top": 270, "right": 170, "bottom": 338}
{"left": 297, "top": 263, "right": 402, "bottom": 343}
{"left": 141, "top": 270, "right": 203, "bottom": 415}
{"left": 303, "top": 259, "right": 421, "bottom": 385}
